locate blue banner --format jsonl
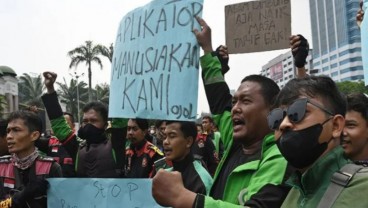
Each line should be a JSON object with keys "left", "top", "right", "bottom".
{"left": 47, "top": 178, "right": 164, "bottom": 208}
{"left": 109, "top": 0, "right": 204, "bottom": 121}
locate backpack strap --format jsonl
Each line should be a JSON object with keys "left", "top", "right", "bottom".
{"left": 317, "top": 163, "right": 363, "bottom": 208}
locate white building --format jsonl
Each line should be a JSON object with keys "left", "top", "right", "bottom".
{"left": 309, "top": 0, "right": 363, "bottom": 82}
{"left": 261, "top": 50, "right": 313, "bottom": 88}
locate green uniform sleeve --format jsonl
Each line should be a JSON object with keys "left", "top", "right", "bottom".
{"left": 200, "top": 53, "right": 233, "bottom": 150}
{"left": 213, "top": 112, "right": 233, "bottom": 152}
{"left": 204, "top": 197, "right": 247, "bottom": 208}
{"left": 201, "top": 53, "right": 225, "bottom": 85}
{"left": 111, "top": 118, "right": 128, "bottom": 128}
{"left": 200, "top": 53, "right": 234, "bottom": 179}
{"left": 51, "top": 116, "right": 75, "bottom": 142}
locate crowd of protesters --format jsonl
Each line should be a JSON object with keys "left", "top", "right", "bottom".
{"left": 1, "top": 1, "right": 368, "bottom": 208}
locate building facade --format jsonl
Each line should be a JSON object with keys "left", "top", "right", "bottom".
{"left": 310, "top": 0, "right": 363, "bottom": 81}
{"left": 0, "top": 66, "right": 18, "bottom": 116}
{"left": 261, "top": 50, "right": 313, "bottom": 88}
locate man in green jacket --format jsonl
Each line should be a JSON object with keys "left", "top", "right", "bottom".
{"left": 152, "top": 17, "right": 291, "bottom": 208}
{"left": 269, "top": 75, "right": 368, "bottom": 207}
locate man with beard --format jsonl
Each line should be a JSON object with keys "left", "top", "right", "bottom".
{"left": 152, "top": 17, "right": 291, "bottom": 207}
{"left": 270, "top": 76, "right": 368, "bottom": 207}
{"left": 41, "top": 71, "right": 126, "bottom": 178}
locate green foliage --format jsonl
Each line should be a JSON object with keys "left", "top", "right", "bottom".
{"left": 56, "top": 78, "right": 88, "bottom": 122}
{"left": 18, "top": 73, "right": 44, "bottom": 107}
{"left": 336, "top": 81, "right": 368, "bottom": 95}
{"left": 97, "top": 43, "right": 114, "bottom": 63}
{"left": 68, "top": 40, "right": 105, "bottom": 102}
{"left": 0, "top": 95, "right": 7, "bottom": 117}
{"left": 93, "top": 83, "right": 109, "bottom": 107}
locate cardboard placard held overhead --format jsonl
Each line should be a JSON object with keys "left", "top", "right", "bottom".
{"left": 225, "top": 0, "right": 291, "bottom": 54}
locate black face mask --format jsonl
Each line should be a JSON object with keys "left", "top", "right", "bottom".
{"left": 276, "top": 123, "right": 328, "bottom": 169}
{"left": 78, "top": 123, "right": 106, "bottom": 144}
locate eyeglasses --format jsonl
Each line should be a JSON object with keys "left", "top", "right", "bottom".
{"left": 267, "top": 98, "right": 334, "bottom": 130}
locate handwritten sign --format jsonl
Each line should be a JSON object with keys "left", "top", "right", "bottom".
{"left": 47, "top": 178, "right": 164, "bottom": 208}
{"left": 109, "top": 0, "right": 203, "bottom": 121}
{"left": 225, "top": 0, "right": 291, "bottom": 54}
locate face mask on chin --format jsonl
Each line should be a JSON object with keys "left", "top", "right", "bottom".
{"left": 276, "top": 123, "right": 329, "bottom": 169}
{"left": 78, "top": 123, "right": 106, "bottom": 144}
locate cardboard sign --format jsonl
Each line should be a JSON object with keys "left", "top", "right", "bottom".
{"left": 225, "top": 0, "right": 291, "bottom": 54}
{"left": 47, "top": 178, "right": 164, "bottom": 208}
{"left": 109, "top": 0, "right": 204, "bottom": 121}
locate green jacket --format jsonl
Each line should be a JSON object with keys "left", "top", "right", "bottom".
{"left": 199, "top": 53, "right": 290, "bottom": 207}
{"left": 281, "top": 146, "right": 368, "bottom": 208}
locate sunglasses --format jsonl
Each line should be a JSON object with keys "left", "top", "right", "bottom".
{"left": 267, "top": 98, "right": 334, "bottom": 130}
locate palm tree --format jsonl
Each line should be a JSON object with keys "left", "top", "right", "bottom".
{"left": 0, "top": 95, "right": 7, "bottom": 117}
{"left": 68, "top": 40, "right": 104, "bottom": 102}
{"left": 57, "top": 78, "right": 88, "bottom": 122}
{"left": 98, "top": 43, "right": 114, "bottom": 63}
{"left": 18, "top": 73, "right": 44, "bottom": 107}
{"left": 93, "top": 83, "right": 109, "bottom": 106}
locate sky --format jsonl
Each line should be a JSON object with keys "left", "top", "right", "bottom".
{"left": 0, "top": 0, "right": 311, "bottom": 114}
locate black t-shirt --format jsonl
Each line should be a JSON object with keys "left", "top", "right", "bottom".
{"left": 210, "top": 141, "right": 261, "bottom": 200}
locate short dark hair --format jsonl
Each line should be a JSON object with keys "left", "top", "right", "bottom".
{"left": 83, "top": 102, "right": 108, "bottom": 124}
{"left": 131, "top": 118, "right": 149, "bottom": 131}
{"left": 7, "top": 110, "right": 43, "bottom": 134}
{"left": 63, "top": 112, "right": 75, "bottom": 123}
{"left": 346, "top": 93, "right": 368, "bottom": 121}
{"left": 202, "top": 115, "right": 213, "bottom": 123}
{"left": 166, "top": 120, "right": 197, "bottom": 139}
{"left": 274, "top": 76, "right": 346, "bottom": 116}
{"left": 241, "top": 75, "right": 280, "bottom": 106}
{"left": 155, "top": 120, "right": 166, "bottom": 129}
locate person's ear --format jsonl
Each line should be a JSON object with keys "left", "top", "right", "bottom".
{"left": 332, "top": 115, "right": 345, "bottom": 138}
{"left": 30, "top": 131, "right": 40, "bottom": 142}
{"left": 187, "top": 136, "right": 194, "bottom": 148}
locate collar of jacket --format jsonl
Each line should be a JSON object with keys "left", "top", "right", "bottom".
{"left": 286, "top": 146, "right": 349, "bottom": 196}
{"left": 172, "top": 153, "right": 194, "bottom": 172}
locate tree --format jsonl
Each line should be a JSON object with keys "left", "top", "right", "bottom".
{"left": 0, "top": 95, "right": 7, "bottom": 117}
{"left": 98, "top": 43, "right": 114, "bottom": 63}
{"left": 18, "top": 73, "right": 44, "bottom": 107}
{"left": 68, "top": 40, "right": 104, "bottom": 102}
{"left": 56, "top": 78, "right": 88, "bottom": 123}
{"left": 93, "top": 83, "right": 110, "bottom": 106}
{"left": 336, "top": 81, "right": 368, "bottom": 95}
